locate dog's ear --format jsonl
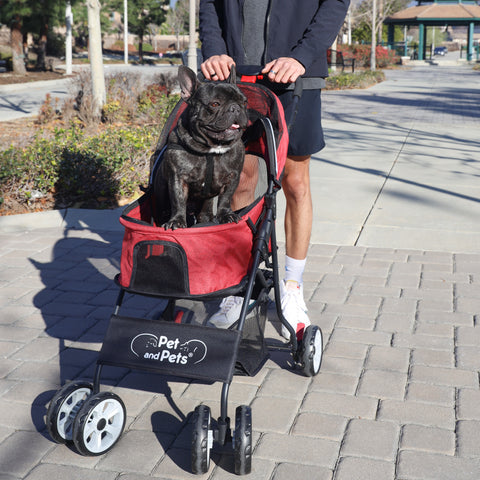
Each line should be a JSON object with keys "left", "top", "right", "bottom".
{"left": 178, "top": 65, "right": 199, "bottom": 101}
{"left": 227, "top": 65, "right": 237, "bottom": 85}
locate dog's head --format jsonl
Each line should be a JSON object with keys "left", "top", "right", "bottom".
{"left": 177, "top": 65, "right": 248, "bottom": 150}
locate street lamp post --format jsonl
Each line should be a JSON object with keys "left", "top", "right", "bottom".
{"left": 187, "top": 0, "right": 197, "bottom": 71}
{"left": 124, "top": 0, "right": 128, "bottom": 64}
{"left": 65, "top": 2, "right": 73, "bottom": 75}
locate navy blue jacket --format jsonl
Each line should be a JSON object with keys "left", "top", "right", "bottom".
{"left": 199, "top": 0, "right": 350, "bottom": 78}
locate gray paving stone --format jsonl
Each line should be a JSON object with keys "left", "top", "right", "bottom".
{"left": 336, "top": 314, "right": 376, "bottom": 330}
{"left": 97, "top": 430, "right": 173, "bottom": 474}
{"left": 320, "top": 355, "right": 364, "bottom": 378}
{"left": 23, "top": 464, "right": 117, "bottom": 480}
{"left": 255, "top": 433, "right": 339, "bottom": 468}
{"left": 456, "top": 346, "right": 480, "bottom": 370}
{"left": 456, "top": 325, "right": 480, "bottom": 346}
{"left": 152, "top": 447, "right": 219, "bottom": 478}
{"left": 129, "top": 395, "right": 197, "bottom": 434}
{"left": 378, "top": 400, "right": 454, "bottom": 430}
{"left": 0, "top": 399, "right": 47, "bottom": 431}
{"left": 457, "top": 389, "right": 480, "bottom": 421}
{"left": 335, "top": 456, "right": 395, "bottom": 480}
{"left": 357, "top": 369, "right": 408, "bottom": 400}
{"left": 375, "top": 312, "right": 415, "bottom": 333}
{"left": 455, "top": 420, "right": 480, "bottom": 458}
{"left": 292, "top": 412, "right": 348, "bottom": 440}
{"left": 0, "top": 431, "right": 53, "bottom": 477}
{"left": 42, "top": 443, "right": 102, "bottom": 468}
{"left": 392, "top": 332, "right": 453, "bottom": 350}
{"left": 302, "top": 392, "right": 378, "bottom": 419}
{"left": 409, "top": 365, "right": 478, "bottom": 388}
{"left": 414, "top": 322, "right": 453, "bottom": 338}
{"left": 366, "top": 345, "right": 410, "bottom": 372}
{"left": 405, "top": 382, "right": 454, "bottom": 407}
{"left": 410, "top": 348, "right": 453, "bottom": 368}
{"left": 341, "top": 419, "right": 399, "bottom": 460}
{"left": 250, "top": 396, "right": 300, "bottom": 433}
{"left": 417, "top": 311, "right": 474, "bottom": 327}
{"left": 400, "top": 424, "right": 455, "bottom": 455}
{"left": 0, "top": 359, "right": 21, "bottom": 379}
{"left": 256, "top": 368, "right": 310, "bottom": 399}
{"left": 397, "top": 450, "right": 480, "bottom": 480}
{"left": 309, "top": 371, "right": 358, "bottom": 395}
{"left": 271, "top": 462, "right": 332, "bottom": 480}
{"left": 322, "top": 341, "right": 368, "bottom": 360}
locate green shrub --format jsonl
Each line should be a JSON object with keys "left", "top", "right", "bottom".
{"left": 326, "top": 70, "right": 386, "bottom": 90}
{"left": 0, "top": 124, "right": 163, "bottom": 208}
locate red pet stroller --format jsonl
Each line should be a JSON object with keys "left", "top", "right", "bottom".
{"left": 46, "top": 73, "right": 323, "bottom": 475}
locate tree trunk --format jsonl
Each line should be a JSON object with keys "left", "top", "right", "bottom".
{"left": 86, "top": 0, "right": 106, "bottom": 121}
{"left": 11, "top": 16, "right": 27, "bottom": 75}
{"left": 36, "top": 23, "right": 48, "bottom": 71}
{"left": 138, "top": 34, "right": 144, "bottom": 63}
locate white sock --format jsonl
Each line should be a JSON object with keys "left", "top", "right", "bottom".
{"left": 284, "top": 255, "right": 306, "bottom": 286}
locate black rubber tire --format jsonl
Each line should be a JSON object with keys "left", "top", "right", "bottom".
{"left": 301, "top": 325, "right": 323, "bottom": 377}
{"left": 46, "top": 380, "right": 93, "bottom": 443}
{"left": 191, "top": 405, "right": 212, "bottom": 474}
{"left": 234, "top": 405, "right": 252, "bottom": 475}
{"left": 72, "top": 392, "right": 126, "bottom": 456}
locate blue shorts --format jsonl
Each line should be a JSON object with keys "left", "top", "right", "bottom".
{"left": 276, "top": 88, "right": 325, "bottom": 156}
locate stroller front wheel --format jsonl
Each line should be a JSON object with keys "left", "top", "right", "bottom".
{"left": 191, "top": 405, "right": 213, "bottom": 474}
{"left": 300, "top": 325, "right": 323, "bottom": 377}
{"left": 46, "top": 380, "right": 93, "bottom": 444}
{"left": 72, "top": 392, "right": 126, "bottom": 456}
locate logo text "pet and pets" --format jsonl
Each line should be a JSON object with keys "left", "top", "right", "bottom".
{"left": 130, "top": 333, "right": 207, "bottom": 365}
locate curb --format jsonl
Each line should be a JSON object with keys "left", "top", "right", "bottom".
{"left": 0, "top": 77, "right": 73, "bottom": 94}
{"left": 0, "top": 207, "right": 124, "bottom": 233}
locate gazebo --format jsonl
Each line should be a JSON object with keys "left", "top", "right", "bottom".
{"left": 385, "top": 0, "right": 480, "bottom": 61}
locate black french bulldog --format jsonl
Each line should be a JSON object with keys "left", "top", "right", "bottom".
{"left": 153, "top": 65, "right": 248, "bottom": 229}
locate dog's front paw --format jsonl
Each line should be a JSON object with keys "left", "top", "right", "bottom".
{"left": 162, "top": 216, "right": 187, "bottom": 230}
{"left": 217, "top": 210, "right": 242, "bottom": 224}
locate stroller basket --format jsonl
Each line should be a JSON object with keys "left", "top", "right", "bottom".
{"left": 117, "top": 193, "right": 266, "bottom": 298}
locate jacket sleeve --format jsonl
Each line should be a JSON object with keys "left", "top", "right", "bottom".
{"left": 199, "top": 0, "right": 228, "bottom": 59}
{"left": 290, "top": 0, "right": 350, "bottom": 70}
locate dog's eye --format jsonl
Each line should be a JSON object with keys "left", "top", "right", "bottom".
{"left": 209, "top": 102, "right": 220, "bottom": 108}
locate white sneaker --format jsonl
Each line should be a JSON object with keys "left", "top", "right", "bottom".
{"left": 207, "top": 296, "right": 244, "bottom": 328}
{"left": 280, "top": 280, "right": 310, "bottom": 340}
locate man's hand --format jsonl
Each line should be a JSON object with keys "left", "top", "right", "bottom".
{"left": 201, "top": 55, "right": 235, "bottom": 81}
{"left": 262, "top": 57, "right": 306, "bottom": 84}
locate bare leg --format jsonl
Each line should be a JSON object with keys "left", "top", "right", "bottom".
{"left": 282, "top": 155, "right": 312, "bottom": 260}
{"left": 231, "top": 154, "right": 259, "bottom": 210}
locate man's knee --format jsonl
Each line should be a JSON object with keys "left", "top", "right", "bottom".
{"left": 282, "top": 155, "right": 311, "bottom": 201}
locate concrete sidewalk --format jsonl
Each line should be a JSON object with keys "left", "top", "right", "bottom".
{"left": 1, "top": 64, "right": 480, "bottom": 479}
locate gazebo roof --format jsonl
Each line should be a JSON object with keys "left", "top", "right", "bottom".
{"left": 385, "top": 2, "right": 480, "bottom": 24}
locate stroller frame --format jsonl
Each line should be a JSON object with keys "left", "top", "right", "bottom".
{"left": 46, "top": 80, "right": 323, "bottom": 475}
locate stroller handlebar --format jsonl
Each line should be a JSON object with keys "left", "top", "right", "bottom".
{"left": 196, "top": 65, "right": 303, "bottom": 100}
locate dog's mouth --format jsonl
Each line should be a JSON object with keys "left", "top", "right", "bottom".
{"left": 204, "top": 123, "right": 241, "bottom": 134}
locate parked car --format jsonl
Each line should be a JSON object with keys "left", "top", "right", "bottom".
{"left": 434, "top": 46, "right": 448, "bottom": 56}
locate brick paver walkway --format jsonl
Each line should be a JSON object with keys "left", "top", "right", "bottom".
{"left": 1, "top": 63, "right": 480, "bottom": 479}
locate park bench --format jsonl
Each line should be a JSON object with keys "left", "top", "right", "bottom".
{"left": 327, "top": 49, "right": 355, "bottom": 73}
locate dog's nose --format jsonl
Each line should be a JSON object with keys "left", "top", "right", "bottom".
{"left": 229, "top": 104, "right": 241, "bottom": 114}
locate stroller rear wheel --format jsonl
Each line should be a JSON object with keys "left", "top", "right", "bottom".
{"left": 46, "top": 380, "right": 93, "bottom": 443}
{"left": 234, "top": 405, "right": 252, "bottom": 475}
{"left": 72, "top": 392, "right": 126, "bottom": 456}
{"left": 300, "top": 325, "right": 323, "bottom": 377}
{"left": 191, "top": 404, "right": 213, "bottom": 474}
